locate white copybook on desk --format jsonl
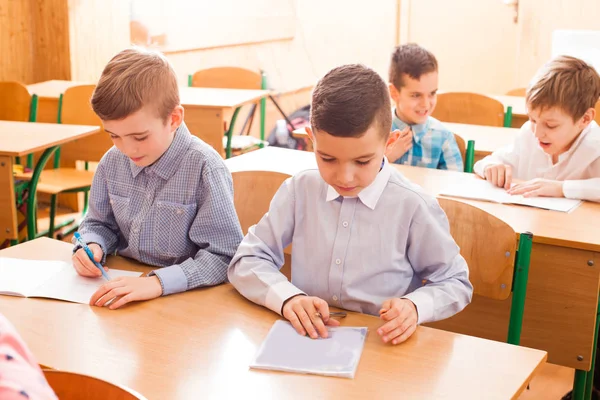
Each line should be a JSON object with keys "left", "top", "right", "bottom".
{"left": 439, "top": 179, "right": 582, "bottom": 213}
{"left": 0, "top": 257, "right": 141, "bottom": 304}
{"left": 250, "top": 320, "right": 368, "bottom": 379}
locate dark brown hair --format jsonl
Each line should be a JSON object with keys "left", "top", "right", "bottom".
{"left": 310, "top": 64, "right": 391, "bottom": 139}
{"left": 389, "top": 43, "right": 438, "bottom": 89}
{"left": 527, "top": 55, "right": 600, "bottom": 121}
{"left": 91, "top": 48, "right": 180, "bottom": 122}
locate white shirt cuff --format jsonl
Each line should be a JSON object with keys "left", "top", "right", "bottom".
{"left": 265, "top": 281, "right": 305, "bottom": 315}
{"left": 402, "top": 290, "right": 434, "bottom": 325}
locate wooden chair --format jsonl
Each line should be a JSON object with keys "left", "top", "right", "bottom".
{"left": 0, "top": 82, "right": 41, "bottom": 246}
{"left": 436, "top": 197, "right": 533, "bottom": 346}
{"left": 43, "top": 370, "right": 147, "bottom": 400}
{"left": 232, "top": 170, "right": 290, "bottom": 234}
{"left": 232, "top": 170, "right": 291, "bottom": 278}
{"left": 432, "top": 92, "right": 506, "bottom": 127}
{"left": 189, "top": 67, "right": 267, "bottom": 158}
{"left": 452, "top": 133, "right": 475, "bottom": 173}
{"left": 595, "top": 100, "right": 600, "bottom": 125}
{"left": 16, "top": 85, "right": 102, "bottom": 238}
{"left": 506, "top": 88, "right": 526, "bottom": 97}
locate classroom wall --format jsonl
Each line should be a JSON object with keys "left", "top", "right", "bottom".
{"left": 403, "top": 0, "right": 519, "bottom": 94}
{"left": 516, "top": 0, "right": 600, "bottom": 87}
{"left": 67, "top": 0, "right": 130, "bottom": 82}
{"left": 164, "top": 0, "right": 398, "bottom": 92}
{"left": 0, "top": 0, "right": 33, "bottom": 83}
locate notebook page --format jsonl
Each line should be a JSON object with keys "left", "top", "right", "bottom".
{"left": 0, "top": 258, "right": 68, "bottom": 297}
{"left": 509, "top": 195, "right": 582, "bottom": 213}
{"left": 32, "top": 267, "right": 142, "bottom": 304}
{"left": 439, "top": 179, "right": 512, "bottom": 204}
{"left": 440, "top": 179, "right": 582, "bottom": 212}
{"left": 250, "top": 320, "right": 368, "bottom": 379}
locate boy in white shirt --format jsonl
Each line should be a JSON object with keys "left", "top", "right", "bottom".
{"left": 228, "top": 64, "right": 472, "bottom": 345}
{"left": 474, "top": 55, "right": 600, "bottom": 202}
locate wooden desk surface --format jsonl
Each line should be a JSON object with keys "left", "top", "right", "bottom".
{"left": 444, "top": 122, "right": 518, "bottom": 154}
{"left": 225, "top": 147, "right": 600, "bottom": 252}
{"left": 0, "top": 238, "right": 546, "bottom": 400}
{"left": 492, "top": 95, "right": 527, "bottom": 117}
{"left": 179, "top": 87, "right": 270, "bottom": 109}
{"left": 27, "top": 80, "right": 91, "bottom": 98}
{"left": 27, "top": 80, "right": 270, "bottom": 110}
{"left": 0, "top": 121, "right": 101, "bottom": 157}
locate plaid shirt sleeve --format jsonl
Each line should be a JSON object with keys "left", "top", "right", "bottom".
{"left": 76, "top": 160, "right": 121, "bottom": 262}
{"left": 438, "top": 131, "right": 464, "bottom": 172}
{"left": 152, "top": 166, "right": 243, "bottom": 295}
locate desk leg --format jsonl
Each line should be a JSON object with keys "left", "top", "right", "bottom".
{"left": 0, "top": 156, "right": 18, "bottom": 243}
{"left": 26, "top": 146, "right": 60, "bottom": 240}
{"left": 579, "top": 297, "right": 600, "bottom": 400}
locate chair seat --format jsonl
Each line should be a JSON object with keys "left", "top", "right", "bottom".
{"left": 15, "top": 168, "right": 95, "bottom": 194}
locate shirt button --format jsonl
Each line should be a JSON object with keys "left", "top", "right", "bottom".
{"left": 133, "top": 228, "right": 139, "bottom": 233}
{"left": 332, "top": 295, "right": 338, "bottom": 301}
{"left": 176, "top": 209, "right": 183, "bottom": 215}
{"left": 335, "top": 259, "right": 341, "bottom": 265}
{"left": 342, "top": 221, "right": 348, "bottom": 228}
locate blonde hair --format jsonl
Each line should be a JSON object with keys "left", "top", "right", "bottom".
{"left": 526, "top": 55, "right": 600, "bottom": 121}
{"left": 91, "top": 48, "right": 180, "bottom": 122}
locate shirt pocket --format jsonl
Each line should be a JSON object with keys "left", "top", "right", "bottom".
{"left": 153, "top": 200, "right": 198, "bottom": 258}
{"left": 108, "top": 193, "right": 131, "bottom": 235}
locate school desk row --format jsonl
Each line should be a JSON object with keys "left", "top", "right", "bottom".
{"left": 1, "top": 124, "right": 598, "bottom": 375}
{"left": 0, "top": 237, "right": 546, "bottom": 400}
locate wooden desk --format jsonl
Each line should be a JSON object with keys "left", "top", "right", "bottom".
{"left": 225, "top": 147, "right": 600, "bottom": 371}
{"left": 179, "top": 87, "right": 270, "bottom": 156}
{"left": 292, "top": 123, "right": 518, "bottom": 161}
{"left": 0, "top": 121, "right": 100, "bottom": 242}
{"left": 27, "top": 80, "right": 270, "bottom": 157}
{"left": 444, "top": 122, "right": 518, "bottom": 161}
{"left": 0, "top": 238, "right": 547, "bottom": 400}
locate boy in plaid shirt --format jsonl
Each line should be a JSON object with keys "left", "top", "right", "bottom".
{"left": 386, "top": 44, "right": 463, "bottom": 171}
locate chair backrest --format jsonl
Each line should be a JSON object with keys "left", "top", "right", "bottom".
{"left": 453, "top": 133, "right": 466, "bottom": 165}
{"left": 58, "top": 85, "right": 111, "bottom": 163}
{"left": 232, "top": 171, "right": 290, "bottom": 234}
{"left": 432, "top": 92, "right": 505, "bottom": 127}
{"left": 43, "top": 370, "right": 147, "bottom": 400}
{"left": 0, "top": 81, "right": 33, "bottom": 122}
{"left": 595, "top": 100, "right": 600, "bottom": 125}
{"left": 190, "top": 67, "right": 262, "bottom": 90}
{"left": 437, "top": 197, "right": 516, "bottom": 300}
{"left": 506, "top": 88, "right": 526, "bottom": 97}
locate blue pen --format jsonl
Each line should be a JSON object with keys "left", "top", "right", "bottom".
{"left": 74, "top": 232, "right": 110, "bottom": 281}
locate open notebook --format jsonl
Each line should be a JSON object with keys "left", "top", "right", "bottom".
{"left": 250, "top": 320, "right": 368, "bottom": 379}
{"left": 0, "top": 257, "right": 142, "bottom": 304}
{"left": 440, "top": 179, "right": 582, "bottom": 213}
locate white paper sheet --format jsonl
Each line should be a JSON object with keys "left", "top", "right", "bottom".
{"left": 250, "top": 320, "right": 368, "bottom": 379}
{"left": 440, "top": 179, "right": 582, "bottom": 212}
{"left": 0, "top": 257, "right": 142, "bottom": 304}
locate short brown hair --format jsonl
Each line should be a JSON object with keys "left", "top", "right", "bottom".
{"left": 310, "top": 64, "right": 391, "bottom": 139}
{"left": 527, "top": 55, "right": 600, "bottom": 121}
{"left": 91, "top": 48, "right": 180, "bottom": 122}
{"left": 389, "top": 43, "right": 438, "bottom": 89}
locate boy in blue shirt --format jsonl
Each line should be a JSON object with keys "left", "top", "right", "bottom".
{"left": 229, "top": 64, "right": 472, "bottom": 344}
{"left": 72, "top": 48, "right": 243, "bottom": 309}
{"left": 386, "top": 44, "right": 463, "bottom": 171}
